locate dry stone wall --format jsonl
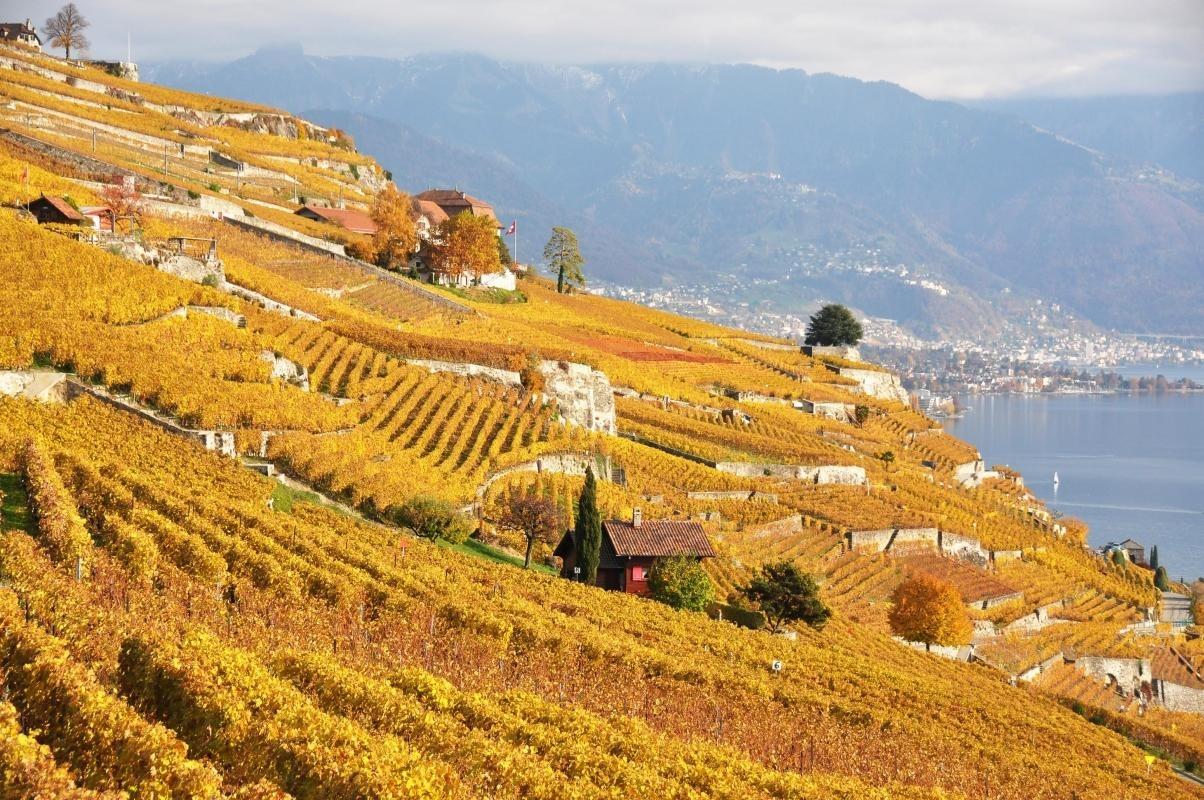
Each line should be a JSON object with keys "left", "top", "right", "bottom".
{"left": 1155, "top": 680, "right": 1204, "bottom": 713}
{"left": 838, "top": 367, "right": 910, "bottom": 404}
{"left": 538, "top": 360, "right": 616, "bottom": 434}
{"left": 714, "top": 462, "right": 867, "bottom": 485}
{"left": 1076, "top": 656, "right": 1150, "bottom": 695}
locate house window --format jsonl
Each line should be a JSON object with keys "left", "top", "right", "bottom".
{"left": 631, "top": 566, "right": 648, "bottom": 582}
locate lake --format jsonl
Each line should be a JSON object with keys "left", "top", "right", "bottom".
{"left": 944, "top": 392, "right": 1204, "bottom": 581}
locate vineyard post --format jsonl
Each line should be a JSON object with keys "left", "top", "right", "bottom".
{"left": 75, "top": 556, "right": 83, "bottom": 581}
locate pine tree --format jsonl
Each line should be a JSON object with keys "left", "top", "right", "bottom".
{"left": 543, "top": 227, "right": 585, "bottom": 294}
{"left": 1149, "top": 545, "right": 1159, "bottom": 571}
{"left": 574, "top": 467, "right": 601, "bottom": 583}
{"left": 804, "top": 304, "right": 863, "bottom": 347}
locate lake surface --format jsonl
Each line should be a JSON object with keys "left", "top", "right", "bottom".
{"left": 944, "top": 392, "right": 1204, "bottom": 581}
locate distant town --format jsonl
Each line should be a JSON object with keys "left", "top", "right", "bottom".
{"left": 596, "top": 243, "right": 1204, "bottom": 398}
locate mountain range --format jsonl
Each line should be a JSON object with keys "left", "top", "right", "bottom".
{"left": 147, "top": 46, "right": 1204, "bottom": 337}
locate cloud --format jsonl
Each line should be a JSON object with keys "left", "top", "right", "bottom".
{"left": 20, "top": 0, "right": 1204, "bottom": 97}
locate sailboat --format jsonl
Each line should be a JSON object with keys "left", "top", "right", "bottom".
{"left": 1053, "top": 471, "right": 1060, "bottom": 488}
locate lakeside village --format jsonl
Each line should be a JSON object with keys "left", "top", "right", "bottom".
{"left": 602, "top": 275, "right": 1203, "bottom": 398}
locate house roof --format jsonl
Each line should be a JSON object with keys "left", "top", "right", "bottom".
{"left": 296, "top": 204, "right": 377, "bottom": 235}
{"left": 412, "top": 198, "right": 449, "bottom": 225}
{"left": 0, "top": 22, "right": 40, "bottom": 43}
{"left": 415, "top": 189, "right": 496, "bottom": 220}
{"left": 32, "top": 195, "right": 85, "bottom": 222}
{"left": 1118, "top": 539, "right": 1143, "bottom": 548}
{"left": 602, "top": 519, "right": 716, "bottom": 558}
{"left": 1151, "top": 647, "right": 1204, "bottom": 690}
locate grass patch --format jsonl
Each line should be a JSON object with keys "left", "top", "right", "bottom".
{"left": 0, "top": 472, "right": 34, "bottom": 534}
{"left": 438, "top": 285, "right": 527, "bottom": 304}
{"left": 436, "top": 536, "right": 556, "bottom": 575}
{"left": 270, "top": 481, "right": 323, "bottom": 514}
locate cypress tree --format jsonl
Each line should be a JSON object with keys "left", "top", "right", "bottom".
{"left": 1154, "top": 565, "right": 1171, "bottom": 592}
{"left": 1149, "top": 545, "right": 1159, "bottom": 571}
{"left": 574, "top": 467, "right": 601, "bottom": 583}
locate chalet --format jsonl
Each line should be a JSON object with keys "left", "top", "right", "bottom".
{"left": 554, "top": 509, "right": 715, "bottom": 594}
{"left": 294, "top": 204, "right": 378, "bottom": 235}
{"left": 1117, "top": 539, "right": 1146, "bottom": 565}
{"left": 0, "top": 20, "right": 41, "bottom": 50}
{"left": 414, "top": 189, "right": 496, "bottom": 221}
{"left": 80, "top": 206, "right": 114, "bottom": 232}
{"left": 1100, "top": 538, "right": 1146, "bottom": 566}
{"left": 412, "top": 198, "right": 449, "bottom": 240}
{"left": 27, "top": 195, "right": 85, "bottom": 225}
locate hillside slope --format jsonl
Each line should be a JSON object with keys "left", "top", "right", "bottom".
{"left": 148, "top": 48, "right": 1204, "bottom": 335}
{"left": 0, "top": 52, "right": 1201, "bottom": 798}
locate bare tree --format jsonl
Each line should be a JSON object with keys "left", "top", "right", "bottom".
{"left": 45, "top": 4, "right": 90, "bottom": 60}
{"left": 496, "top": 491, "right": 565, "bottom": 569}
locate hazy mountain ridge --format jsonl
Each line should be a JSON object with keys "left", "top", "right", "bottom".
{"left": 147, "top": 49, "right": 1204, "bottom": 336}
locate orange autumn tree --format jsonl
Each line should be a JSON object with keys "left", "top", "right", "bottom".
{"left": 356, "top": 185, "right": 417, "bottom": 269}
{"left": 429, "top": 212, "right": 501, "bottom": 283}
{"left": 888, "top": 573, "right": 973, "bottom": 649}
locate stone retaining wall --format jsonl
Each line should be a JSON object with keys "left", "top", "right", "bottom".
{"left": 1075, "top": 656, "right": 1150, "bottom": 695}
{"left": 714, "top": 462, "right": 867, "bottom": 485}
{"left": 1155, "top": 679, "right": 1204, "bottom": 713}
{"left": 686, "top": 490, "right": 779, "bottom": 503}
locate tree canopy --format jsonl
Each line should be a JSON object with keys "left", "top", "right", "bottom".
{"left": 804, "top": 304, "right": 863, "bottom": 347}
{"left": 888, "top": 574, "right": 973, "bottom": 648}
{"left": 430, "top": 212, "right": 502, "bottom": 281}
{"left": 497, "top": 490, "right": 564, "bottom": 569}
{"left": 392, "top": 496, "right": 473, "bottom": 544}
{"left": 739, "top": 561, "right": 830, "bottom": 632}
{"left": 365, "top": 185, "right": 418, "bottom": 270}
{"left": 649, "top": 556, "right": 714, "bottom": 611}
{"left": 574, "top": 467, "right": 601, "bottom": 583}
{"left": 1154, "top": 565, "right": 1171, "bottom": 592}
{"left": 45, "top": 4, "right": 90, "bottom": 60}
{"left": 543, "top": 227, "right": 585, "bottom": 294}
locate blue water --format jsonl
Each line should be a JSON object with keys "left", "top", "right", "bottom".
{"left": 945, "top": 393, "right": 1204, "bottom": 581}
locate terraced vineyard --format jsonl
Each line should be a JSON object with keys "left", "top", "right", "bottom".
{"left": 0, "top": 58, "right": 1200, "bottom": 797}
{"left": 0, "top": 396, "right": 1194, "bottom": 799}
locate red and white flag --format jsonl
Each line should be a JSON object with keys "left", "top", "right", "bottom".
{"left": 504, "top": 221, "right": 516, "bottom": 236}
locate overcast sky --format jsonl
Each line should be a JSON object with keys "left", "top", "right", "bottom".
{"left": 14, "top": 0, "right": 1204, "bottom": 98}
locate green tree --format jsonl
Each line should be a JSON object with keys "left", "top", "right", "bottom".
{"left": 740, "top": 561, "right": 830, "bottom": 632}
{"left": 649, "top": 556, "right": 715, "bottom": 611}
{"left": 392, "top": 496, "right": 473, "bottom": 544}
{"left": 496, "top": 233, "right": 513, "bottom": 268}
{"left": 804, "top": 304, "right": 863, "bottom": 347}
{"left": 574, "top": 467, "right": 601, "bottom": 583}
{"left": 1149, "top": 545, "right": 1159, "bottom": 571}
{"left": 1112, "top": 549, "right": 1127, "bottom": 566}
{"left": 1154, "top": 565, "right": 1171, "bottom": 592}
{"left": 543, "top": 227, "right": 585, "bottom": 294}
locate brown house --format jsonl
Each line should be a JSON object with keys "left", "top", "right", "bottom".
{"left": 28, "top": 195, "right": 85, "bottom": 225}
{"left": 294, "top": 204, "right": 378, "bottom": 235}
{"left": 0, "top": 20, "right": 41, "bottom": 50}
{"left": 415, "top": 189, "right": 496, "bottom": 222}
{"left": 554, "top": 509, "right": 715, "bottom": 595}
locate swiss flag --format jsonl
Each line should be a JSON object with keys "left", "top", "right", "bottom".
{"left": 504, "top": 221, "right": 516, "bottom": 236}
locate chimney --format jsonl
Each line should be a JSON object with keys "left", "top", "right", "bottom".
{"left": 632, "top": 507, "right": 643, "bottom": 528}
